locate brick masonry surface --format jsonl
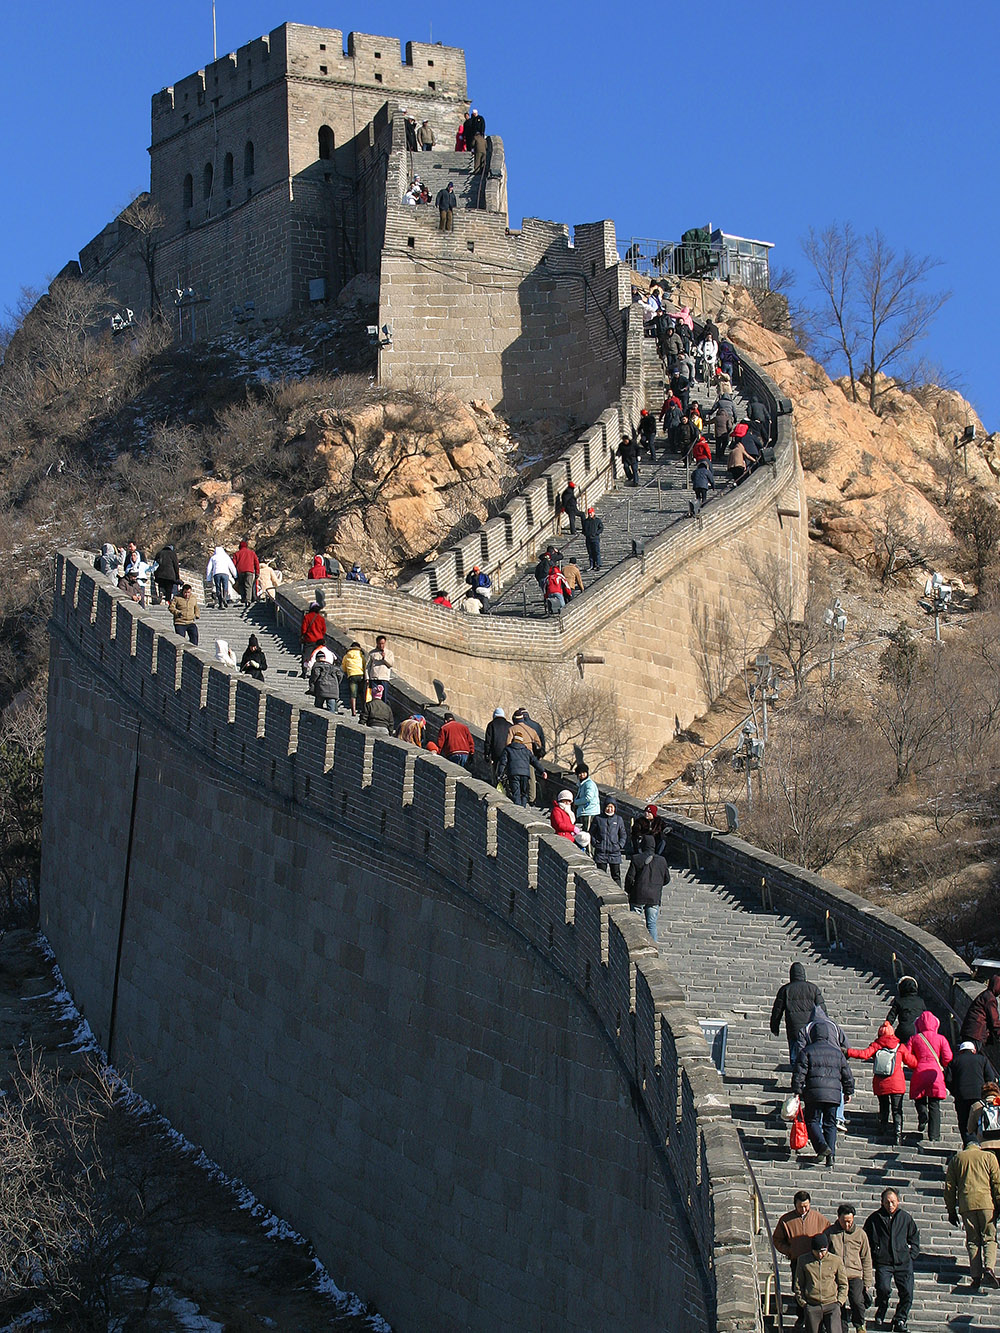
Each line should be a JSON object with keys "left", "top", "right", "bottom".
{"left": 41, "top": 554, "right": 768, "bottom": 1332}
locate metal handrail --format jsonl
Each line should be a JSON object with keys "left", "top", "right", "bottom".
{"left": 737, "top": 1132, "right": 784, "bottom": 1331}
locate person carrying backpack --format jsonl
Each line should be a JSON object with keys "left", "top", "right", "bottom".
{"left": 947, "top": 1043, "right": 998, "bottom": 1146}
{"left": 848, "top": 1020, "right": 917, "bottom": 1145}
{"left": 967, "top": 1080, "right": 1000, "bottom": 1169}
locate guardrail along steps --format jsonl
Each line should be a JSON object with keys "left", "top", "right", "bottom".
{"left": 658, "top": 868, "right": 988, "bottom": 1331}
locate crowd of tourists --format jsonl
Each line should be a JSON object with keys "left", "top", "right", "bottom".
{"left": 401, "top": 105, "right": 490, "bottom": 220}
{"left": 770, "top": 965, "right": 1000, "bottom": 1331}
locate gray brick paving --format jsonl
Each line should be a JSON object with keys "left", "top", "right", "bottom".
{"left": 656, "top": 868, "right": 992, "bottom": 1330}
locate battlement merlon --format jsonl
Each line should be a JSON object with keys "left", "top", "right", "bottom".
{"left": 151, "top": 22, "right": 467, "bottom": 145}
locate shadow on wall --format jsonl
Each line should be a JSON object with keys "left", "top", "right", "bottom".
{"left": 499, "top": 247, "right": 626, "bottom": 422}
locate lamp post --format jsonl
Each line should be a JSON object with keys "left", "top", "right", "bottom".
{"left": 753, "top": 652, "right": 779, "bottom": 741}
{"left": 923, "top": 572, "right": 952, "bottom": 643}
{"left": 823, "top": 598, "right": 847, "bottom": 682}
{"left": 733, "top": 719, "right": 764, "bottom": 811}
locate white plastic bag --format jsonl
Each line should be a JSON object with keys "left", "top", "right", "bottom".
{"left": 780, "top": 1093, "right": 801, "bottom": 1122}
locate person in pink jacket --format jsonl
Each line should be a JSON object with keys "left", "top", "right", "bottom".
{"left": 848, "top": 1020, "right": 917, "bottom": 1145}
{"left": 907, "top": 1010, "right": 953, "bottom": 1142}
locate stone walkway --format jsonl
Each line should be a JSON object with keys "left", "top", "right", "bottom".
{"left": 656, "top": 868, "right": 988, "bottom": 1331}
{"left": 489, "top": 337, "right": 747, "bottom": 618}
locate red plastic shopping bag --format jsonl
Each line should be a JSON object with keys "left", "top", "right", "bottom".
{"left": 790, "top": 1109, "right": 808, "bottom": 1151}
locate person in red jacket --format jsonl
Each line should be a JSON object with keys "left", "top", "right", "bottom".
{"left": 848, "top": 1020, "right": 918, "bottom": 1144}
{"left": 307, "top": 555, "right": 328, "bottom": 580}
{"left": 437, "top": 713, "right": 474, "bottom": 766}
{"left": 232, "top": 540, "right": 260, "bottom": 606}
{"left": 551, "top": 790, "right": 577, "bottom": 841}
{"left": 692, "top": 435, "right": 712, "bottom": 463}
{"left": 299, "top": 601, "right": 326, "bottom": 677}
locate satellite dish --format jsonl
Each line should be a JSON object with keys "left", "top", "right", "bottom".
{"left": 725, "top": 803, "right": 739, "bottom": 832}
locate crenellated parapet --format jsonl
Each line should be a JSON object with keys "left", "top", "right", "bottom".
{"left": 45, "top": 550, "right": 761, "bottom": 1331}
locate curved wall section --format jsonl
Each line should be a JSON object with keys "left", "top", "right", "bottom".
{"left": 41, "top": 555, "right": 760, "bottom": 1333}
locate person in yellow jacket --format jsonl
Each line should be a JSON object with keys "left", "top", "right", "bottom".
{"left": 794, "top": 1233, "right": 848, "bottom": 1332}
{"left": 340, "top": 642, "right": 367, "bottom": 717}
{"left": 944, "top": 1140, "right": 1000, "bottom": 1289}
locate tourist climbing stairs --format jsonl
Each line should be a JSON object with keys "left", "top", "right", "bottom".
{"left": 488, "top": 351, "right": 747, "bottom": 618}
{"left": 656, "top": 867, "right": 986, "bottom": 1330}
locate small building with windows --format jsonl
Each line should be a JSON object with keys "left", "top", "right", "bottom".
{"left": 710, "top": 230, "right": 773, "bottom": 290}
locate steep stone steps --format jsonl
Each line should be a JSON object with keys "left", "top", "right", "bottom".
{"left": 403, "top": 148, "right": 494, "bottom": 214}
{"left": 655, "top": 868, "right": 988, "bottom": 1330}
{"left": 488, "top": 360, "right": 747, "bottom": 619}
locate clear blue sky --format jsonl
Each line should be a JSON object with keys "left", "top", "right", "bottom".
{"left": 2, "top": 1, "right": 996, "bottom": 426}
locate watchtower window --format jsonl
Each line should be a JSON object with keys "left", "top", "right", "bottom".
{"left": 374, "top": 72, "right": 383, "bottom": 82}
{"left": 319, "top": 65, "right": 327, "bottom": 74}
{"left": 319, "top": 43, "right": 326, "bottom": 50}
{"left": 223, "top": 152, "right": 234, "bottom": 189}
{"left": 203, "top": 162, "right": 213, "bottom": 200}
{"left": 318, "top": 125, "right": 334, "bottom": 160}
{"left": 428, "top": 81, "right": 436, "bottom": 90}
{"left": 244, "top": 141, "right": 255, "bottom": 177}
{"left": 182, "top": 174, "right": 193, "bottom": 210}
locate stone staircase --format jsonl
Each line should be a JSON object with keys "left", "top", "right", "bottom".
{"left": 154, "top": 591, "right": 985, "bottom": 1329}
{"left": 405, "top": 148, "right": 493, "bottom": 213}
{"left": 655, "top": 868, "right": 987, "bottom": 1331}
{"left": 488, "top": 342, "right": 747, "bottom": 618}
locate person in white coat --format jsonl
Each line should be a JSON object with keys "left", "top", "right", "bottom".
{"left": 214, "top": 639, "right": 238, "bottom": 668}
{"left": 206, "top": 546, "right": 238, "bottom": 608}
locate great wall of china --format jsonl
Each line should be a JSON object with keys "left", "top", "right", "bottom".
{"left": 40, "top": 20, "right": 988, "bottom": 1333}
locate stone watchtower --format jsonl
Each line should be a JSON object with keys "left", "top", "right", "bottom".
{"left": 80, "top": 23, "right": 468, "bottom": 332}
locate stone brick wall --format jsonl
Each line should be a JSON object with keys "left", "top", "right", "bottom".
{"left": 42, "top": 554, "right": 762, "bottom": 1333}
{"left": 377, "top": 134, "right": 630, "bottom": 418}
{"left": 279, "top": 340, "right": 807, "bottom": 780}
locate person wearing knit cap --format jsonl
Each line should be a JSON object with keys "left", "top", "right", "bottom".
{"left": 581, "top": 506, "right": 604, "bottom": 570}
{"left": 559, "top": 482, "right": 581, "bottom": 535}
{"left": 793, "top": 1233, "right": 848, "bottom": 1331}
{"left": 360, "top": 682, "right": 394, "bottom": 733}
{"left": 631, "top": 803, "right": 667, "bottom": 855}
{"left": 484, "top": 707, "right": 512, "bottom": 781}
{"left": 638, "top": 408, "right": 658, "bottom": 462}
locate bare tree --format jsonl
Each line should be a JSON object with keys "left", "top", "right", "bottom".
{"left": 742, "top": 555, "right": 826, "bottom": 695}
{"left": 0, "top": 694, "right": 45, "bottom": 923}
{"left": 858, "top": 230, "right": 950, "bottom": 413}
{"left": 0, "top": 1048, "right": 190, "bottom": 1328}
{"left": 800, "top": 224, "right": 950, "bottom": 414}
{"left": 868, "top": 498, "right": 940, "bottom": 584}
{"left": 741, "top": 701, "right": 888, "bottom": 870}
{"left": 953, "top": 491, "right": 1000, "bottom": 590}
{"left": 801, "top": 223, "right": 862, "bottom": 402}
{"left": 118, "top": 194, "right": 166, "bottom": 320}
{"left": 872, "top": 625, "right": 949, "bottom": 785}
{"left": 690, "top": 597, "right": 741, "bottom": 704}
{"left": 516, "top": 665, "right": 635, "bottom": 786}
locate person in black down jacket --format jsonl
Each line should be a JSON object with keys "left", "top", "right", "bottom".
{"left": 791, "top": 1020, "right": 854, "bottom": 1168}
{"left": 624, "top": 834, "right": 670, "bottom": 942}
{"left": 495, "top": 739, "right": 546, "bottom": 807}
{"left": 591, "top": 798, "right": 628, "bottom": 884}
{"left": 771, "top": 963, "right": 826, "bottom": 1064}
{"left": 886, "top": 975, "right": 927, "bottom": 1043}
{"left": 947, "top": 1041, "right": 998, "bottom": 1145}
{"left": 864, "top": 1189, "right": 919, "bottom": 1332}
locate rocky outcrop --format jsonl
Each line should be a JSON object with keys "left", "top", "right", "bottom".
{"left": 678, "top": 279, "right": 995, "bottom": 573}
{"left": 297, "top": 392, "right": 515, "bottom": 578}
